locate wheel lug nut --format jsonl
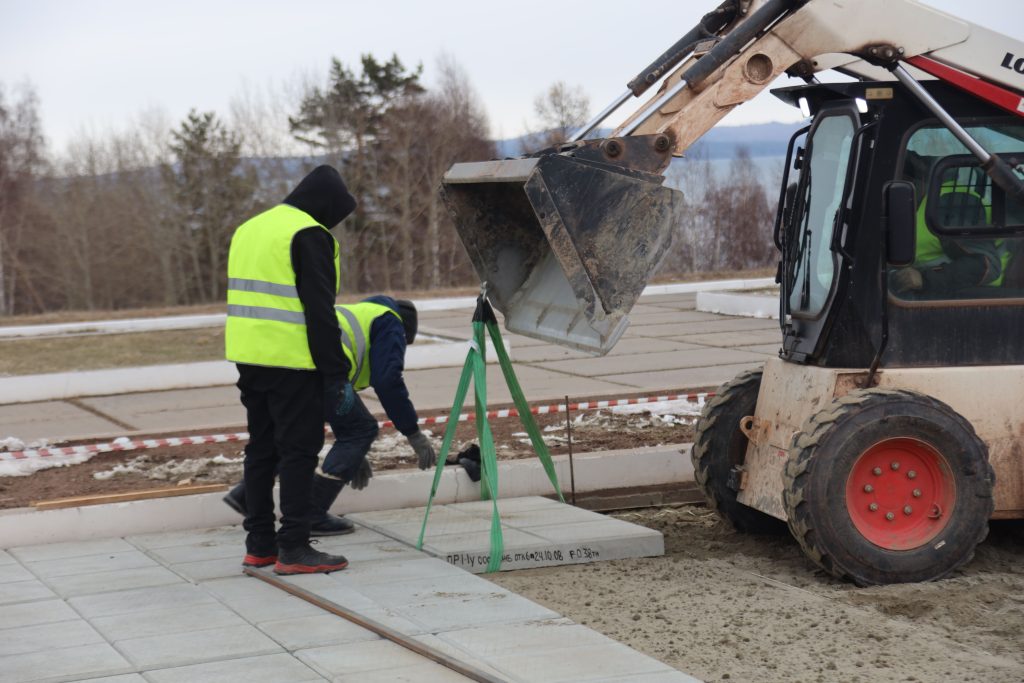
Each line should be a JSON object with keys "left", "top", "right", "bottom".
{"left": 885, "top": 512, "right": 895, "bottom": 521}
{"left": 890, "top": 461, "right": 900, "bottom": 471}
{"left": 869, "top": 503, "right": 879, "bottom": 512}
{"left": 872, "top": 467, "right": 882, "bottom": 476}
{"left": 907, "top": 470, "right": 917, "bottom": 479}
{"left": 912, "top": 489, "right": 922, "bottom": 498}
{"left": 904, "top": 506, "right": 913, "bottom": 515}
{"left": 864, "top": 484, "right": 874, "bottom": 493}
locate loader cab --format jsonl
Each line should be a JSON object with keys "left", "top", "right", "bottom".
{"left": 772, "top": 81, "right": 1024, "bottom": 370}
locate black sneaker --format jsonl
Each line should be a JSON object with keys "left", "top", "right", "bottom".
{"left": 242, "top": 535, "right": 277, "bottom": 568}
{"left": 310, "top": 513, "right": 356, "bottom": 537}
{"left": 273, "top": 544, "right": 349, "bottom": 575}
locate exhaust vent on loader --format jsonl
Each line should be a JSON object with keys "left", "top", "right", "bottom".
{"left": 442, "top": 147, "right": 683, "bottom": 356}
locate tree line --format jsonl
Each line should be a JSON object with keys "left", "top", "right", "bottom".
{"left": 0, "top": 56, "right": 778, "bottom": 316}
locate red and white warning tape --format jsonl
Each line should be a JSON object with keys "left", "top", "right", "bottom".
{"left": 1, "top": 392, "right": 712, "bottom": 462}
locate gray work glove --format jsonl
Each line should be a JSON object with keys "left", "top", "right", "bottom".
{"left": 406, "top": 431, "right": 437, "bottom": 471}
{"left": 349, "top": 458, "right": 373, "bottom": 491}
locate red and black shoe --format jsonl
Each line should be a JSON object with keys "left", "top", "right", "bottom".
{"left": 273, "top": 544, "right": 348, "bottom": 575}
{"left": 242, "top": 552, "right": 278, "bottom": 568}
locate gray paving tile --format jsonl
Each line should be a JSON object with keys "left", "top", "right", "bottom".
{"left": 0, "top": 619, "right": 105, "bottom": 657}
{"left": 736, "top": 343, "right": 783, "bottom": 355}
{"left": 410, "top": 634, "right": 513, "bottom": 680}
{"left": 602, "top": 361, "right": 764, "bottom": 391}
{"left": 70, "top": 583, "right": 218, "bottom": 619}
{"left": 353, "top": 574, "right": 520, "bottom": 609}
{"left": 333, "top": 662, "right": 473, "bottom": 682}
{"left": 256, "top": 613, "right": 379, "bottom": 650}
{"left": 0, "top": 549, "right": 15, "bottom": 565}
{"left": 202, "top": 575, "right": 325, "bottom": 624}
{"left": 0, "top": 642, "right": 131, "bottom": 683}
{"left": 143, "top": 653, "right": 325, "bottom": 683}
{"left": 297, "top": 639, "right": 437, "bottom": 677}
{"left": 0, "top": 578, "right": 55, "bottom": 605}
{"left": 168, "top": 555, "right": 246, "bottom": 582}
{"left": 68, "top": 675, "right": 148, "bottom": 683}
{"left": 533, "top": 348, "right": 768, "bottom": 378}
{"left": 627, "top": 310, "right": 724, "bottom": 325}
{"left": 80, "top": 386, "right": 244, "bottom": 433}
{"left": 145, "top": 539, "right": 241, "bottom": 565}
{"left": 10, "top": 537, "right": 135, "bottom": 563}
{"left": 672, "top": 329, "right": 781, "bottom": 347}
{"left": 631, "top": 318, "right": 777, "bottom": 337}
{"left": 114, "top": 623, "right": 281, "bottom": 670}
{"left": 0, "top": 562, "right": 35, "bottom": 583}
{"left": 391, "top": 590, "right": 560, "bottom": 632}
{"left": 89, "top": 602, "right": 248, "bottom": 642}
{"left": 126, "top": 526, "right": 242, "bottom": 551}
{"left": 342, "top": 557, "right": 469, "bottom": 587}
{"left": 27, "top": 550, "right": 160, "bottom": 579}
{"left": 461, "top": 503, "right": 602, "bottom": 528}
{"left": 589, "top": 672, "right": 702, "bottom": 683}
{"left": 0, "top": 400, "right": 124, "bottom": 443}
{"left": 487, "top": 642, "right": 677, "bottom": 683}
{"left": 47, "top": 565, "right": 184, "bottom": 598}
{"left": 0, "top": 598, "right": 79, "bottom": 630}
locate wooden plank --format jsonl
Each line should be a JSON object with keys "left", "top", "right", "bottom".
{"left": 32, "top": 483, "right": 228, "bottom": 510}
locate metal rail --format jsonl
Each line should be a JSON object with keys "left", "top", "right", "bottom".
{"left": 242, "top": 567, "right": 508, "bottom": 683}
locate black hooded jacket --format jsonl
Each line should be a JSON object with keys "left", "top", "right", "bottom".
{"left": 282, "top": 165, "right": 357, "bottom": 380}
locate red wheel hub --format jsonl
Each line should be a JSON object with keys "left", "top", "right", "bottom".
{"left": 845, "top": 438, "right": 956, "bottom": 550}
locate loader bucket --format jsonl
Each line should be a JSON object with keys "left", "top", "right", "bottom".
{"left": 442, "top": 153, "right": 684, "bottom": 356}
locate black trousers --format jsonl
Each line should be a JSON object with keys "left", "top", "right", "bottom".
{"left": 236, "top": 364, "right": 324, "bottom": 549}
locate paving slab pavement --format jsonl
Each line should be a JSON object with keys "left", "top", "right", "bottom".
{"left": 0, "top": 499, "right": 699, "bottom": 683}
{"left": 1, "top": 292, "right": 778, "bottom": 443}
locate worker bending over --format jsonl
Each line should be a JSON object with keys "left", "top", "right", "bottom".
{"left": 224, "top": 296, "right": 437, "bottom": 534}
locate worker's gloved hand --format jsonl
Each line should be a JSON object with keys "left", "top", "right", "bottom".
{"left": 324, "top": 376, "right": 356, "bottom": 420}
{"left": 406, "top": 431, "right": 437, "bottom": 470}
{"left": 891, "top": 267, "right": 923, "bottom": 294}
{"left": 349, "top": 458, "right": 373, "bottom": 491}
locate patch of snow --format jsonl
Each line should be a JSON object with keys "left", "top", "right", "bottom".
{"left": 0, "top": 437, "right": 26, "bottom": 452}
{"left": 0, "top": 451, "right": 98, "bottom": 477}
{"left": 91, "top": 453, "right": 244, "bottom": 482}
{"left": 610, "top": 399, "right": 704, "bottom": 418}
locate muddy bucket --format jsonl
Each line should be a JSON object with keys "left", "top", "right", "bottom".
{"left": 442, "top": 150, "right": 684, "bottom": 355}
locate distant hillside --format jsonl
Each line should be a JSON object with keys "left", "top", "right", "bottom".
{"left": 494, "top": 121, "right": 802, "bottom": 160}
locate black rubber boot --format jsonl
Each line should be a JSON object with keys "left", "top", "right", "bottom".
{"left": 310, "top": 475, "right": 355, "bottom": 536}
{"left": 223, "top": 481, "right": 247, "bottom": 516}
{"left": 273, "top": 544, "right": 348, "bottom": 575}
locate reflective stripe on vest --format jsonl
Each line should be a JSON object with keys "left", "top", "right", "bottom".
{"left": 225, "top": 204, "right": 340, "bottom": 370}
{"left": 335, "top": 302, "right": 401, "bottom": 391}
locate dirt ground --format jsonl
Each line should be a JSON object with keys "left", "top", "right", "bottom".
{"left": 0, "top": 407, "right": 697, "bottom": 509}
{"left": 489, "top": 505, "right": 1024, "bottom": 683}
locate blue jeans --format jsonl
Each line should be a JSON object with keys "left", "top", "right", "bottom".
{"left": 323, "top": 393, "right": 379, "bottom": 480}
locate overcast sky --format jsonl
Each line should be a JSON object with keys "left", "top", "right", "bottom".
{"left": 2, "top": 0, "right": 1022, "bottom": 153}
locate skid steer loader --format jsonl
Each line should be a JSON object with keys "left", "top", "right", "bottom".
{"left": 441, "top": 0, "right": 1024, "bottom": 584}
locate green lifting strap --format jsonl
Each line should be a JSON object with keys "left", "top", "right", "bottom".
{"left": 416, "top": 295, "right": 564, "bottom": 573}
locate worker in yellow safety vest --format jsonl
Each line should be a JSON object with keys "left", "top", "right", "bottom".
{"left": 225, "top": 165, "right": 356, "bottom": 576}
{"left": 223, "top": 296, "right": 438, "bottom": 534}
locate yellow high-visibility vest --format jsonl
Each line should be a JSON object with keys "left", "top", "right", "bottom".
{"left": 335, "top": 302, "right": 401, "bottom": 390}
{"left": 225, "top": 204, "right": 340, "bottom": 369}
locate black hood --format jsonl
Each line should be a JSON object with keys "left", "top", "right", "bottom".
{"left": 283, "top": 165, "right": 357, "bottom": 229}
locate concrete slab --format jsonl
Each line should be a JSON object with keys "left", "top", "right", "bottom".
{"left": 68, "top": 675, "right": 148, "bottom": 683}
{"left": 602, "top": 361, "right": 765, "bottom": 390}
{"left": 143, "top": 653, "right": 325, "bottom": 683}
{"left": 202, "top": 575, "right": 327, "bottom": 624}
{"left": 297, "top": 639, "right": 464, "bottom": 680}
{"left": 69, "top": 583, "right": 218, "bottom": 619}
{"left": 0, "top": 549, "right": 14, "bottom": 564}
{"left": 674, "top": 329, "right": 782, "bottom": 347}
{"left": 45, "top": 565, "right": 184, "bottom": 598}
{"left": 0, "top": 642, "right": 131, "bottom": 683}
{"left": 0, "top": 619, "right": 105, "bottom": 657}
{"left": 114, "top": 622, "right": 282, "bottom": 670}
{"left": 10, "top": 536, "right": 136, "bottom": 563}
{"left": 532, "top": 347, "right": 767, "bottom": 378}
{"left": 256, "top": 613, "right": 379, "bottom": 650}
{"left": 0, "top": 561, "right": 35, "bottom": 583}
{"left": 0, "top": 400, "right": 124, "bottom": 442}
{"left": 89, "top": 603, "right": 249, "bottom": 642}
{"left": 0, "top": 598, "right": 79, "bottom": 630}
{"left": 79, "top": 386, "right": 244, "bottom": 433}
{"left": 352, "top": 497, "right": 664, "bottom": 574}
{"left": 25, "top": 549, "right": 159, "bottom": 579}
{"left": 0, "top": 579, "right": 55, "bottom": 605}
{"left": 510, "top": 337, "right": 702, "bottom": 364}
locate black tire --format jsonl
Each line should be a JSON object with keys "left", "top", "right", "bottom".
{"left": 782, "top": 388, "right": 994, "bottom": 585}
{"left": 691, "top": 368, "right": 788, "bottom": 534}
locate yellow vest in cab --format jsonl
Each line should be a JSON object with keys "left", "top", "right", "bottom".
{"left": 225, "top": 204, "right": 340, "bottom": 369}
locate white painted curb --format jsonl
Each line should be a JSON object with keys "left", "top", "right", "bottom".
{"left": 696, "top": 290, "right": 779, "bottom": 319}
{"left": 0, "top": 445, "right": 692, "bottom": 548}
{"left": 0, "top": 339, "right": 510, "bottom": 405}
{"left": 0, "top": 278, "right": 776, "bottom": 340}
